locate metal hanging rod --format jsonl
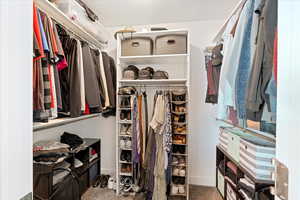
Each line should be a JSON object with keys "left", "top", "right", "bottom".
{"left": 216, "top": 118, "right": 276, "bottom": 143}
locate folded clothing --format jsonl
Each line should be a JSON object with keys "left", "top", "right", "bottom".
{"left": 238, "top": 177, "right": 256, "bottom": 198}
{"left": 33, "top": 141, "right": 70, "bottom": 152}
{"left": 34, "top": 152, "right": 67, "bottom": 163}
{"left": 53, "top": 161, "right": 71, "bottom": 186}
{"left": 226, "top": 166, "right": 237, "bottom": 184}
{"left": 218, "top": 160, "right": 226, "bottom": 174}
{"left": 61, "top": 132, "right": 84, "bottom": 150}
{"left": 227, "top": 161, "right": 238, "bottom": 175}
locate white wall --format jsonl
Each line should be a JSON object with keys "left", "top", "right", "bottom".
{"left": 276, "top": 0, "right": 300, "bottom": 199}
{"left": 0, "top": 0, "right": 33, "bottom": 199}
{"left": 107, "top": 20, "right": 223, "bottom": 186}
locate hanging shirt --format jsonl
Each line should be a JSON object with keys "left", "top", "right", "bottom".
{"left": 37, "top": 9, "right": 49, "bottom": 52}
{"left": 33, "top": 3, "right": 45, "bottom": 60}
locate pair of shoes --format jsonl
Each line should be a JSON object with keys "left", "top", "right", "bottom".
{"left": 120, "top": 124, "right": 132, "bottom": 135}
{"left": 173, "top": 105, "right": 187, "bottom": 113}
{"left": 171, "top": 184, "right": 185, "bottom": 195}
{"left": 173, "top": 177, "right": 186, "bottom": 185}
{"left": 120, "top": 176, "right": 133, "bottom": 192}
{"left": 172, "top": 114, "right": 186, "bottom": 123}
{"left": 173, "top": 167, "right": 186, "bottom": 177}
{"left": 173, "top": 156, "right": 186, "bottom": 166}
{"left": 172, "top": 90, "right": 186, "bottom": 101}
{"left": 120, "top": 138, "right": 132, "bottom": 149}
{"left": 173, "top": 135, "right": 186, "bottom": 144}
{"left": 120, "top": 151, "right": 132, "bottom": 162}
{"left": 120, "top": 97, "right": 131, "bottom": 108}
{"left": 121, "top": 164, "right": 132, "bottom": 173}
{"left": 173, "top": 145, "right": 186, "bottom": 154}
{"left": 120, "top": 111, "right": 131, "bottom": 120}
{"left": 173, "top": 124, "right": 187, "bottom": 134}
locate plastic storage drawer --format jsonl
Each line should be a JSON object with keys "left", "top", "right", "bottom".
{"left": 219, "top": 128, "right": 229, "bottom": 151}
{"left": 226, "top": 182, "right": 237, "bottom": 200}
{"left": 227, "top": 133, "right": 240, "bottom": 163}
{"left": 240, "top": 138, "right": 275, "bottom": 181}
{"left": 121, "top": 37, "right": 153, "bottom": 56}
{"left": 217, "top": 169, "right": 225, "bottom": 197}
{"left": 154, "top": 34, "right": 187, "bottom": 55}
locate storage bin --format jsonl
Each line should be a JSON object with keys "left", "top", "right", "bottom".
{"left": 217, "top": 169, "right": 225, "bottom": 197}
{"left": 220, "top": 128, "right": 240, "bottom": 163}
{"left": 239, "top": 138, "right": 275, "bottom": 181}
{"left": 121, "top": 37, "right": 153, "bottom": 56}
{"left": 79, "top": 172, "right": 89, "bottom": 195}
{"left": 226, "top": 182, "right": 237, "bottom": 200}
{"left": 89, "top": 162, "right": 99, "bottom": 184}
{"left": 155, "top": 34, "right": 187, "bottom": 54}
{"left": 228, "top": 133, "right": 240, "bottom": 163}
{"left": 219, "top": 128, "right": 229, "bottom": 151}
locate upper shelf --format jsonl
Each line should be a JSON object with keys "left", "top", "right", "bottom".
{"left": 34, "top": 0, "right": 107, "bottom": 49}
{"left": 125, "top": 29, "right": 189, "bottom": 38}
{"left": 119, "top": 54, "right": 188, "bottom": 65}
{"left": 119, "top": 79, "right": 187, "bottom": 85}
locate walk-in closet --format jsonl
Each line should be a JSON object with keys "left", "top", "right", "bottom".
{"left": 1, "top": 0, "right": 300, "bottom": 200}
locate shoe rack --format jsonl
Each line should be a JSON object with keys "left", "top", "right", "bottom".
{"left": 118, "top": 94, "right": 134, "bottom": 194}
{"left": 170, "top": 91, "right": 189, "bottom": 198}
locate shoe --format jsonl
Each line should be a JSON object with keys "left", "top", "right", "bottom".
{"left": 172, "top": 90, "right": 186, "bottom": 101}
{"left": 178, "top": 157, "right": 186, "bottom": 166}
{"left": 179, "top": 168, "right": 186, "bottom": 177}
{"left": 172, "top": 156, "right": 179, "bottom": 165}
{"left": 178, "top": 185, "right": 185, "bottom": 194}
{"left": 120, "top": 139, "right": 126, "bottom": 149}
{"left": 125, "top": 139, "right": 132, "bottom": 149}
{"left": 173, "top": 167, "right": 180, "bottom": 176}
{"left": 171, "top": 185, "right": 179, "bottom": 195}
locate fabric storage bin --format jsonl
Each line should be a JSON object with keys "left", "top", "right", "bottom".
{"left": 219, "top": 128, "right": 229, "bottom": 151}
{"left": 240, "top": 138, "right": 275, "bottom": 181}
{"left": 89, "top": 162, "right": 99, "bottom": 184}
{"left": 227, "top": 133, "right": 240, "bottom": 163}
{"left": 226, "top": 182, "right": 237, "bottom": 200}
{"left": 217, "top": 169, "right": 225, "bottom": 197}
{"left": 154, "top": 34, "right": 187, "bottom": 54}
{"left": 121, "top": 37, "right": 153, "bottom": 56}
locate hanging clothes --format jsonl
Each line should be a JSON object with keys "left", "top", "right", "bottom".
{"left": 246, "top": 0, "right": 278, "bottom": 121}
{"left": 81, "top": 42, "right": 102, "bottom": 113}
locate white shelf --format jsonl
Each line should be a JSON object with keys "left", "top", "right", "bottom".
{"left": 119, "top": 79, "right": 187, "bottom": 85}
{"left": 34, "top": 0, "right": 107, "bottom": 49}
{"left": 119, "top": 54, "right": 188, "bottom": 65}
{"left": 33, "top": 114, "right": 101, "bottom": 131}
{"left": 124, "top": 29, "right": 188, "bottom": 38}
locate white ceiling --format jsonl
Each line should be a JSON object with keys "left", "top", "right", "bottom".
{"left": 82, "top": 0, "right": 240, "bottom": 27}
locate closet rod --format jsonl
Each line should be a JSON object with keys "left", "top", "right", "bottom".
{"left": 34, "top": 0, "right": 106, "bottom": 49}
{"left": 216, "top": 118, "right": 276, "bottom": 143}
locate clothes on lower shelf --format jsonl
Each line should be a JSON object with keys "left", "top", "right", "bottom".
{"left": 33, "top": 3, "right": 116, "bottom": 122}
{"left": 209, "top": 0, "right": 277, "bottom": 134}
